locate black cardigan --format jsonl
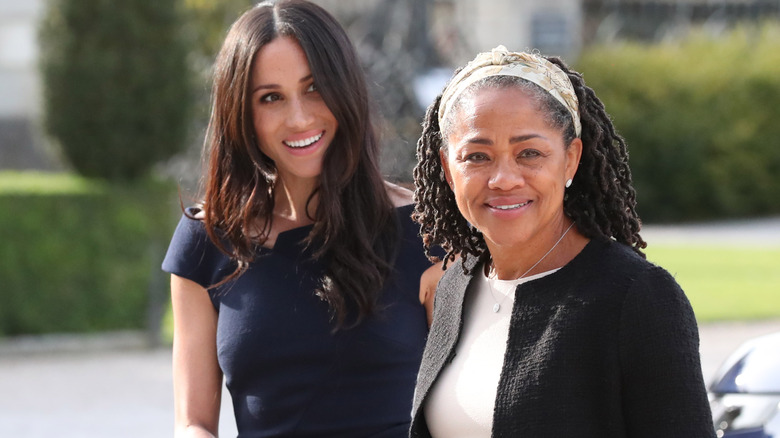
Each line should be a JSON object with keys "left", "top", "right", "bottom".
{"left": 410, "top": 237, "right": 715, "bottom": 438}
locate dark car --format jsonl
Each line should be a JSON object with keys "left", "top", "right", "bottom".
{"left": 709, "top": 331, "right": 780, "bottom": 437}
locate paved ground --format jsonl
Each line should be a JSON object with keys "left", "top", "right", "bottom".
{"left": 1, "top": 318, "right": 780, "bottom": 438}
{"left": 1, "top": 217, "right": 777, "bottom": 437}
{"left": 641, "top": 216, "right": 780, "bottom": 247}
{"left": 0, "top": 333, "right": 238, "bottom": 438}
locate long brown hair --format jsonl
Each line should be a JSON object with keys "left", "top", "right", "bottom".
{"left": 200, "top": 0, "right": 397, "bottom": 327}
{"left": 413, "top": 56, "right": 646, "bottom": 274}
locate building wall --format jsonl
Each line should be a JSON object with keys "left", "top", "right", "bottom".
{"left": 0, "top": 0, "right": 42, "bottom": 118}
{"left": 584, "top": 0, "right": 780, "bottom": 43}
{"left": 0, "top": 0, "right": 55, "bottom": 170}
{"left": 315, "top": 0, "right": 582, "bottom": 65}
{"left": 453, "top": 0, "right": 582, "bottom": 62}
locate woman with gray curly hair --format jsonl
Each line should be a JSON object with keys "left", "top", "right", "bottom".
{"left": 410, "top": 46, "right": 714, "bottom": 437}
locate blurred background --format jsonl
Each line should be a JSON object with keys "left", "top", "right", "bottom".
{"left": 0, "top": 0, "right": 779, "bottom": 436}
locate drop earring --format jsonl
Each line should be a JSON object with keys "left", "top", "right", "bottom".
{"left": 565, "top": 179, "right": 572, "bottom": 188}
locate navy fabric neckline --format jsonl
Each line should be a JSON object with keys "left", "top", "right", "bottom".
{"left": 162, "top": 202, "right": 431, "bottom": 437}
{"left": 189, "top": 204, "right": 416, "bottom": 253}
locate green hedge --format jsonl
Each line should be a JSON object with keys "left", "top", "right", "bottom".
{"left": 0, "top": 172, "right": 177, "bottom": 336}
{"left": 576, "top": 24, "right": 780, "bottom": 222}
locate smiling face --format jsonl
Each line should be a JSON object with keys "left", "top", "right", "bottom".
{"left": 441, "top": 85, "right": 582, "bottom": 256}
{"left": 250, "top": 36, "right": 338, "bottom": 188}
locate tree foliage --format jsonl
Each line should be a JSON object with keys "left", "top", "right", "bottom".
{"left": 577, "top": 23, "right": 780, "bottom": 222}
{"left": 40, "top": 0, "right": 194, "bottom": 181}
{"left": 182, "top": 0, "right": 252, "bottom": 65}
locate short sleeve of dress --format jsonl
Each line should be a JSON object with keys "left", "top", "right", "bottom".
{"left": 161, "top": 210, "right": 233, "bottom": 291}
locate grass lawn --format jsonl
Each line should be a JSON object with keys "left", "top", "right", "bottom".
{"left": 646, "top": 245, "right": 780, "bottom": 323}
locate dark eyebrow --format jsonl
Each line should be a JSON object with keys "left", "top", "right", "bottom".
{"left": 510, "top": 134, "right": 541, "bottom": 143}
{"left": 251, "top": 74, "right": 314, "bottom": 94}
{"left": 465, "top": 134, "right": 541, "bottom": 145}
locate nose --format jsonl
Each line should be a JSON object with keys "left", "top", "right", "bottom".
{"left": 286, "top": 97, "right": 315, "bottom": 129}
{"left": 488, "top": 157, "right": 525, "bottom": 191}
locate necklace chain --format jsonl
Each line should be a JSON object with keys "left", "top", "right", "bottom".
{"left": 486, "top": 221, "right": 575, "bottom": 313}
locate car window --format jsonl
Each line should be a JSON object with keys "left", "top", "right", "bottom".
{"left": 712, "top": 341, "right": 780, "bottom": 394}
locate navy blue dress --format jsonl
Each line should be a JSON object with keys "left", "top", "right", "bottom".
{"left": 162, "top": 204, "right": 433, "bottom": 438}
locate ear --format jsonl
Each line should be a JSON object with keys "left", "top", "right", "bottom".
{"left": 565, "top": 138, "right": 583, "bottom": 183}
{"left": 439, "top": 147, "right": 453, "bottom": 188}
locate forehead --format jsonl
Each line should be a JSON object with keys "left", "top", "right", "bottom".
{"left": 251, "top": 36, "right": 310, "bottom": 84}
{"left": 451, "top": 86, "right": 543, "bottom": 130}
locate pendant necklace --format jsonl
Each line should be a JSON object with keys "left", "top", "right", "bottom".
{"left": 486, "top": 221, "right": 575, "bottom": 313}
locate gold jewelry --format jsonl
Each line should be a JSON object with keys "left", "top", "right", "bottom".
{"left": 486, "top": 221, "right": 575, "bottom": 313}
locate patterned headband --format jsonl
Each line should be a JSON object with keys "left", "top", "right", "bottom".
{"left": 438, "top": 46, "right": 581, "bottom": 137}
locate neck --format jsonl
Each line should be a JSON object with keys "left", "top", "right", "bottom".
{"left": 487, "top": 217, "right": 577, "bottom": 280}
{"left": 273, "top": 176, "right": 319, "bottom": 226}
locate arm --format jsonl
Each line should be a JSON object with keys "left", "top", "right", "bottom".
{"left": 619, "top": 266, "right": 715, "bottom": 438}
{"left": 419, "top": 261, "right": 445, "bottom": 326}
{"left": 171, "top": 274, "right": 223, "bottom": 438}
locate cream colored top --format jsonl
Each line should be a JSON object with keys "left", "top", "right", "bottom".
{"left": 424, "top": 268, "right": 559, "bottom": 438}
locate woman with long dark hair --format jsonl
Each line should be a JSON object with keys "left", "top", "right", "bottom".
{"left": 162, "top": 1, "right": 437, "bottom": 436}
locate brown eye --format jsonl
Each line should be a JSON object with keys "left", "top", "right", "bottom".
{"left": 519, "top": 149, "right": 542, "bottom": 159}
{"left": 261, "top": 93, "right": 282, "bottom": 103}
{"left": 465, "top": 152, "right": 489, "bottom": 163}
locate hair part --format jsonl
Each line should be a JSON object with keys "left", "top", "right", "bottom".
{"left": 199, "top": 0, "right": 397, "bottom": 328}
{"left": 413, "top": 56, "right": 646, "bottom": 274}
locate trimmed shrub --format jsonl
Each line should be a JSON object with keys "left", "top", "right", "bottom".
{"left": 0, "top": 172, "right": 177, "bottom": 336}
{"left": 39, "top": 0, "right": 193, "bottom": 181}
{"left": 576, "top": 24, "right": 780, "bottom": 222}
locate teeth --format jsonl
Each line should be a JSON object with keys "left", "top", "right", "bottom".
{"left": 494, "top": 201, "right": 529, "bottom": 210}
{"left": 285, "top": 132, "right": 323, "bottom": 148}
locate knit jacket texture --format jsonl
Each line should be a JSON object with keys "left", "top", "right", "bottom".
{"left": 410, "top": 237, "right": 715, "bottom": 438}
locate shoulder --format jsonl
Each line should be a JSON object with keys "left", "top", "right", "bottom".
{"left": 583, "top": 237, "right": 659, "bottom": 281}
{"left": 576, "top": 240, "right": 700, "bottom": 352}
{"left": 384, "top": 181, "right": 414, "bottom": 207}
{"left": 169, "top": 207, "right": 209, "bottom": 246}
{"left": 569, "top": 238, "right": 687, "bottom": 309}
{"left": 622, "top": 259, "right": 690, "bottom": 317}
{"left": 592, "top": 240, "right": 699, "bottom": 338}
{"left": 603, "top": 239, "right": 682, "bottom": 297}
{"left": 162, "top": 206, "right": 230, "bottom": 289}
